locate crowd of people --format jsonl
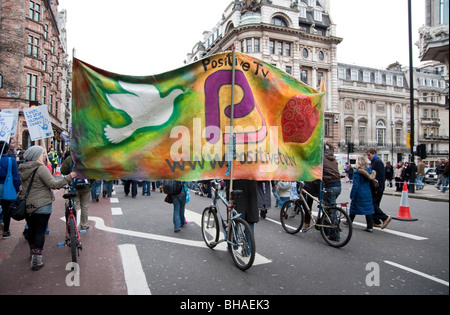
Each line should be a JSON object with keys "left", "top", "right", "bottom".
{"left": 1, "top": 140, "right": 448, "bottom": 272}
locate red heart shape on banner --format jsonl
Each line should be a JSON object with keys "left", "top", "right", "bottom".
{"left": 281, "top": 95, "right": 319, "bottom": 143}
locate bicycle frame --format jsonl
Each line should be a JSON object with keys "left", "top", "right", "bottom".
{"left": 211, "top": 183, "right": 242, "bottom": 245}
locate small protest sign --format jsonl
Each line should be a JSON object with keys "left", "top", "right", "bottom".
{"left": 23, "top": 105, "right": 54, "bottom": 141}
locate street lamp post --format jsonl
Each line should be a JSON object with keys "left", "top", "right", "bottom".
{"left": 408, "top": 0, "right": 416, "bottom": 193}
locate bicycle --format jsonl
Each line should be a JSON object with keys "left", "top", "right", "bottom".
{"left": 201, "top": 180, "right": 256, "bottom": 271}
{"left": 58, "top": 187, "right": 83, "bottom": 263}
{"left": 280, "top": 182, "right": 353, "bottom": 248}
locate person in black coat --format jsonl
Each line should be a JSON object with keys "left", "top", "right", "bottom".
{"left": 366, "top": 148, "right": 392, "bottom": 229}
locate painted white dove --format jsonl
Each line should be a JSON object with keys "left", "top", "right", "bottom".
{"left": 104, "top": 81, "right": 183, "bottom": 144}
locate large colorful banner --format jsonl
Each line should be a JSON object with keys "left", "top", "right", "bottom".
{"left": 72, "top": 52, "right": 324, "bottom": 181}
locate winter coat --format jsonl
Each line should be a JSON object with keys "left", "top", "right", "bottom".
{"left": 349, "top": 168, "right": 375, "bottom": 216}
{"left": 18, "top": 161, "right": 73, "bottom": 214}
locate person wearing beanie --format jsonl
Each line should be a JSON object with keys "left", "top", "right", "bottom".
{"left": 18, "top": 145, "right": 77, "bottom": 271}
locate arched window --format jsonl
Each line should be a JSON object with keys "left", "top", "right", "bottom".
{"left": 271, "top": 17, "right": 288, "bottom": 27}
{"left": 376, "top": 120, "right": 386, "bottom": 147}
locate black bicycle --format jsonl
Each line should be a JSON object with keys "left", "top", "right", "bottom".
{"left": 280, "top": 182, "right": 353, "bottom": 248}
{"left": 201, "top": 180, "right": 256, "bottom": 271}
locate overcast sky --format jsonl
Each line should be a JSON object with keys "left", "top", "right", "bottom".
{"left": 58, "top": 0, "right": 425, "bottom": 75}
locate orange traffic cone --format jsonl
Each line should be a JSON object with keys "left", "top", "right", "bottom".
{"left": 393, "top": 182, "right": 418, "bottom": 222}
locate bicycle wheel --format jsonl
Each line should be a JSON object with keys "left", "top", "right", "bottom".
{"left": 280, "top": 199, "right": 304, "bottom": 234}
{"left": 69, "top": 217, "right": 78, "bottom": 263}
{"left": 229, "top": 218, "right": 255, "bottom": 271}
{"left": 201, "top": 207, "right": 220, "bottom": 249}
{"left": 319, "top": 207, "right": 352, "bottom": 248}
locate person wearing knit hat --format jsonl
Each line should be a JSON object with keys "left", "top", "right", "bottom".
{"left": 23, "top": 145, "right": 45, "bottom": 162}
{"left": 18, "top": 145, "right": 77, "bottom": 271}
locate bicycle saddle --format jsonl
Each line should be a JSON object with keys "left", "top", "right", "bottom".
{"left": 63, "top": 193, "right": 77, "bottom": 199}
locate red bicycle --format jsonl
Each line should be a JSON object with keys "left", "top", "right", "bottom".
{"left": 58, "top": 188, "right": 83, "bottom": 263}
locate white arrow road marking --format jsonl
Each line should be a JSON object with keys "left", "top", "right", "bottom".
{"left": 82, "top": 215, "right": 271, "bottom": 266}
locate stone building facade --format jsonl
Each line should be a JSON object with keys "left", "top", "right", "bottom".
{"left": 186, "top": 0, "right": 343, "bottom": 148}
{"left": 186, "top": 0, "right": 449, "bottom": 165}
{"left": 0, "top": 0, "right": 70, "bottom": 152}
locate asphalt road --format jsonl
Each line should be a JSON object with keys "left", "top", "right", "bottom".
{"left": 0, "top": 181, "right": 448, "bottom": 298}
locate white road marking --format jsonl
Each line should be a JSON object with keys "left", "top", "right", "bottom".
{"left": 88, "top": 215, "right": 271, "bottom": 267}
{"left": 267, "top": 211, "right": 427, "bottom": 241}
{"left": 118, "top": 244, "right": 152, "bottom": 295}
{"left": 110, "top": 198, "right": 119, "bottom": 203}
{"left": 111, "top": 207, "right": 123, "bottom": 215}
{"left": 384, "top": 260, "right": 449, "bottom": 286}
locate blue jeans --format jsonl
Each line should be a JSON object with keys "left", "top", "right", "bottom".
{"left": 442, "top": 177, "right": 449, "bottom": 193}
{"left": 142, "top": 181, "right": 151, "bottom": 195}
{"left": 415, "top": 176, "right": 424, "bottom": 190}
{"left": 172, "top": 191, "right": 186, "bottom": 231}
{"left": 323, "top": 184, "right": 341, "bottom": 207}
{"left": 102, "top": 180, "right": 114, "bottom": 197}
{"left": 91, "top": 180, "right": 102, "bottom": 200}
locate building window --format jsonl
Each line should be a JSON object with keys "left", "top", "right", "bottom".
{"left": 359, "top": 127, "right": 366, "bottom": 145}
{"left": 269, "top": 40, "right": 275, "bottom": 54}
{"left": 302, "top": 48, "right": 309, "bottom": 59}
{"left": 44, "top": 24, "right": 48, "bottom": 40}
{"left": 375, "top": 72, "right": 382, "bottom": 84}
{"left": 351, "top": 69, "right": 358, "bottom": 81}
{"left": 301, "top": 70, "right": 308, "bottom": 84}
{"left": 28, "top": 36, "right": 39, "bottom": 58}
{"left": 43, "top": 54, "right": 47, "bottom": 71}
{"left": 308, "top": 0, "right": 316, "bottom": 7}
{"left": 376, "top": 120, "right": 386, "bottom": 146}
{"left": 26, "top": 74, "right": 38, "bottom": 101}
{"left": 247, "top": 39, "right": 252, "bottom": 53}
{"left": 441, "top": 0, "right": 449, "bottom": 24}
{"left": 317, "top": 72, "right": 324, "bottom": 88}
{"left": 363, "top": 71, "right": 371, "bottom": 82}
{"left": 286, "top": 66, "right": 292, "bottom": 75}
{"left": 271, "top": 17, "right": 288, "bottom": 27}
{"left": 254, "top": 38, "right": 260, "bottom": 52}
{"left": 338, "top": 68, "right": 346, "bottom": 79}
{"left": 0, "top": 74, "right": 3, "bottom": 88}
{"left": 313, "top": 10, "right": 322, "bottom": 22}
{"left": 324, "top": 119, "right": 330, "bottom": 137}
{"left": 51, "top": 40, "right": 55, "bottom": 54}
{"left": 318, "top": 51, "right": 324, "bottom": 61}
{"left": 396, "top": 76, "right": 404, "bottom": 87}
{"left": 345, "top": 126, "right": 352, "bottom": 143}
{"left": 299, "top": 7, "right": 307, "bottom": 18}
{"left": 285, "top": 43, "right": 291, "bottom": 56}
{"left": 29, "top": 1, "right": 40, "bottom": 22}
{"left": 395, "top": 128, "right": 401, "bottom": 146}
{"left": 41, "top": 86, "right": 46, "bottom": 105}
{"left": 386, "top": 75, "right": 393, "bottom": 85}
{"left": 277, "top": 42, "right": 283, "bottom": 55}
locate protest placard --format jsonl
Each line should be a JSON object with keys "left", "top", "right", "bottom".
{"left": 23, "top": 105, "right": 54, "bottom": 141}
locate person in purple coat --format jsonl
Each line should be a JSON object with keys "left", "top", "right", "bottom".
{"left": 349, "top": 155, "right": 375, "bottom": 233}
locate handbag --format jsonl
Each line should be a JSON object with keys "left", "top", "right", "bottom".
{"left": 9, "top": 167, "right": 39, "bottom": 221}
{"left": 2, "top": 158, "right": 18, "bottom": 200}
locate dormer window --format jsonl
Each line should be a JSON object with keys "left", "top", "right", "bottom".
{"left": 308, "top": 0, "right": 316, "bottom": 7}
{"left": 313, "top": 9, "right": 322, "bottom": 21}
{"left": 271, "top": 17, "right": 288, "bottom": 27}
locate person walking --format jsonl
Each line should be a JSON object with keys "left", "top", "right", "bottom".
{"left": 385, "top": 161, "right": 394, "bottom": 188}
{"left": 0, "top": 141, "right": 21, "bottom": 239}
{"left": 276, "top": 181, "right": 292, "bottom": 206}
{"left": 19, "top": 146, "right": 77, "bottom": 271}
{"left": 366, "top": 148, "right": 391, "bottom": 229}
{"left": 415, "top": 157, "right": 425, "bottom": 190}
{"left": 349, "top": 155, "right": 375, "bottom": 232}
{"left": 441, "top": 157, "right": 449, "bottom": 193}
{"left": 394, "top": 161, "right": 404, "bottom": 192}
{"left": 172, "top": 182, "right": 186, "bottom": 233}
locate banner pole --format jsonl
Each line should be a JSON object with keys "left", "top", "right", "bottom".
{"left": 228, "top": 46, "right": 236, "bottom": 225}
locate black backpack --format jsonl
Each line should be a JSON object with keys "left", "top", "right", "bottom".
{"left": 162, "top": 180, "right": 183, "bottom": 195}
